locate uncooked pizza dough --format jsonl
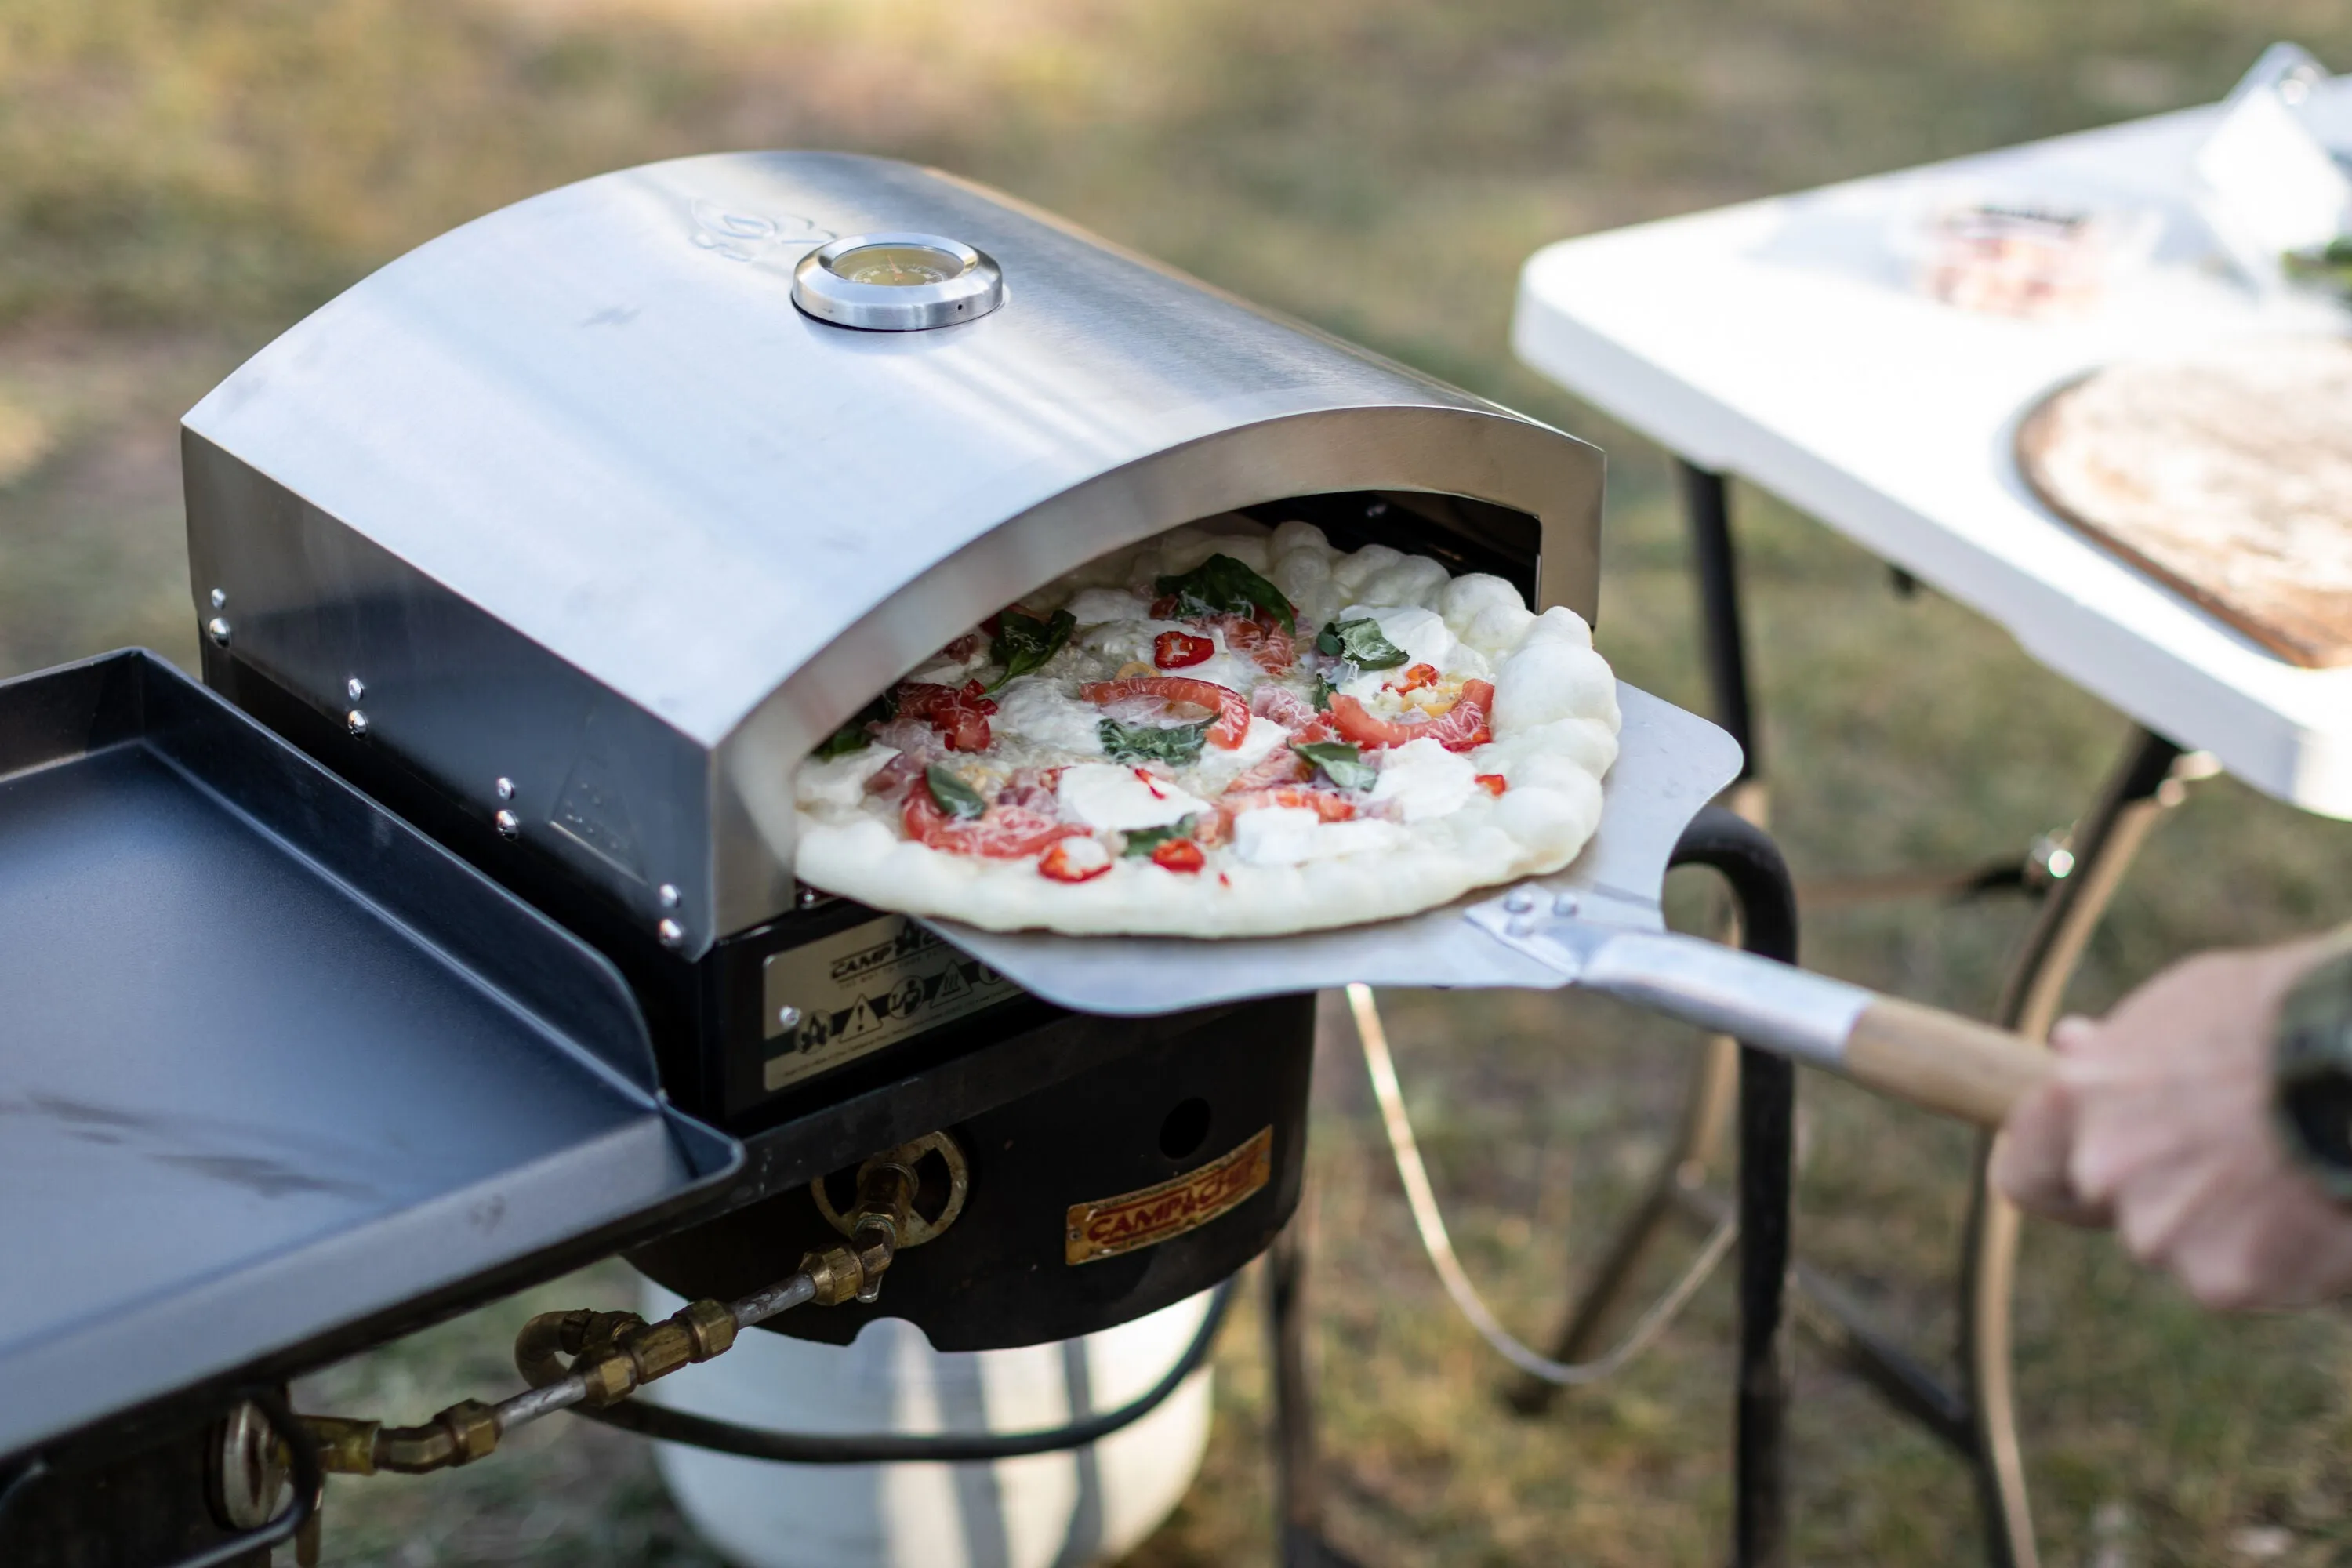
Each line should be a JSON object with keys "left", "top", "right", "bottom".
{"left": 2018, "top": 336, "right": 2352, "bottom": 667}
{"left": 791, "top": 517, "right": 1620, "bottom": 936}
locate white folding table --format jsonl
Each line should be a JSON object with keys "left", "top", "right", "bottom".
{"left": 1512, "top": 78, "right": 2352, "bottom": 1568}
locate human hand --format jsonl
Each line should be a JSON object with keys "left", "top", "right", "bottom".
{"left": 1992, "top": 935, "right": 2352, "bottom": 1310}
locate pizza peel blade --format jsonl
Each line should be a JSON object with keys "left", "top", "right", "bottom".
{"left": 927, "top": 682, "right": 2053, "bottom": 1128}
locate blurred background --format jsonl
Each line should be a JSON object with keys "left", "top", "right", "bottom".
{"left": 10, "top": 2, "right": 2352, "bottom": 1563}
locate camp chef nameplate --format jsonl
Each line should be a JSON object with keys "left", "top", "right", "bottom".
{"left": 761, "top": 914, "right": 1022, "bottom": 1092}
{"left": 1064, "top": 1127, "right": 1275, "bottom": 1265}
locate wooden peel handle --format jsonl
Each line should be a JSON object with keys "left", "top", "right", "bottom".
{"left": 1843, "top": 997, "right": 2053, "bottom": 1127}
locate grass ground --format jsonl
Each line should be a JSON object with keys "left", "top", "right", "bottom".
{"left": 9, "top": 1, "right": 2352, "bottom": 1562}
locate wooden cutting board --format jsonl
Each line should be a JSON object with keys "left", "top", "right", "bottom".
{"left": 2016, "top": 336, "right": 2352, "bottom": 668}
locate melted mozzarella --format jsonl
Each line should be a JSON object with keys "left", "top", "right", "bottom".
{"left": 1057, "top": 764, "right": 1210, "bottom": 830}
{"left": 796, "top": 745, "right": 899, "bottom": 811}
{"left": 994, "top": 678, "right": 1107, "bottom": 755}
{"left": 1065, "top": 587, "right": 1154, "bottom": 626}
{"left": 1334, "top": 603, "right": 1459, "bottom": 699}
{"left": 1231, "top": 806, "right": 1406, "bottom": 865}
{"left": 1369, "top": 738, "right": 1477, "bottom": 822}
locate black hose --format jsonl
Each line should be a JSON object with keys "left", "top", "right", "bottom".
{"left": 577, "top": 1277, "right": 1235, "bottom": 1464}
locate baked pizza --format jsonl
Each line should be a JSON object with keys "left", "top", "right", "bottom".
{"left": 792, "top": 517, "right": 1620, "bottom": 937}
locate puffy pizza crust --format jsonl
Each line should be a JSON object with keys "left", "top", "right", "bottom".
{"left": 792, "top": 524, "right": 1621, "bottom": 938}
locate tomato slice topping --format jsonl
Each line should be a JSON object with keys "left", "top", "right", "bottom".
{"left": 1150, "top": 838, "right": 1207, "bottom": 873}
{"left": 897, "top": 680, "right": 998, "bottom": 753}
{"left": 1388, "top": 662, "right": 1440, "bottom": 694}
{"left": 1078, "top": 677, "right": 1250, "bottom": 748}
{"left": 1152, "top": 630, "right": 1214, "bottom": 670}
{"left": 903, "top": 789, "right": 1088, "bottom": 858}
{"left": 1326, "top": 679, "right": 1494, "bottom": 753}
{"left": 1475, "top": 773, "right": 1508, "bottom": 797}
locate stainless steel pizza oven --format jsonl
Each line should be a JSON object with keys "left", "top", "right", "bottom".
{"left": 5, "top": 152, "right": 1606, "bottom": 1561}
{"left": 177, "top": 151, "right": 1604, "bottom": 1341}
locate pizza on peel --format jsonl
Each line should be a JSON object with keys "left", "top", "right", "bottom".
{"left": 791, "top": 517, "right": 1620, "bottom": 937}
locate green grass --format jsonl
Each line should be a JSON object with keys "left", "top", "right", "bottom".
{"left": 9, "top": 1, "right": 2352, "bottom": 1562}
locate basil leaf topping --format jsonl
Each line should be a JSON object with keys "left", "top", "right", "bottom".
{"left": 1121, "top": 817, "right": 1198, "bottom": 857}
{"left": 814, "top": 693, "right": 895, "bottom": 758}
{"left": 1290, "top": 739, "right": 1377, "bottom": 791}
{"left": 989, "top": 607, "right": 1076, "bottom": 690}
{"left": 1315, "top": 616, "right": 1408, "bottom": 670}
{"left": 924, "top": 764, "right": 988, "bottom": 820}
{"left": 1152, "top": 554, "right": 1296, "bottom": 633}
{"left": 1310, "top": 673, "right": 1336, "bottom": 712}
{"left": 1098, "top": 717, "right": 1211, "bottom": 767}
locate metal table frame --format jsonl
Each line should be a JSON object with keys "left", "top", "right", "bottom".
{"left": 1509, "top": 462, "right": 2189, "bottom": 1568}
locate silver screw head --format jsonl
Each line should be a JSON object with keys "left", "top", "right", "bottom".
{"left": 796, "top": 885, "right": 822, "bottom": 909}
{"left": 1506, "top": 913, "right": 1537, "bottom": 938}
{"left": 493, "top": 808, "right": 521, "bottom": 839}
{"left": 209, "top": 587, "right": 227, "bottom": 609}
{"left": 1503, "top": 887, "right": 1537, "bottom": 914}
{"left": 1552, "top": 891, "right": 1581, "bottom": 916}
{"left": 776, "top": 1004, "right": 804, "bottom": 1032}
{"left": 656, "top": 917, "right": 687, "bottom": 948}
{"left": 205, "top": 617, "right": 232, "bottom": 646}
{"left": 345, "top": 709, "right": 369, "bottom": 737}
{"left": 494, "top": 776, "right": 516, "bottom": 802}
{"left": 657, "top": 883, "right": 681, "bottom": 909}
{"left": 345, "top": 676, "right": 366, "bottom": 701}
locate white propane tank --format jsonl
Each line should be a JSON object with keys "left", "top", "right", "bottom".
{"left": 637, "top": 1283, "right": 1218, "bottom": 1568}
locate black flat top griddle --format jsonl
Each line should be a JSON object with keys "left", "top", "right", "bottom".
{"left": 0, "top": 652, "right": 737, "bottom": 1462}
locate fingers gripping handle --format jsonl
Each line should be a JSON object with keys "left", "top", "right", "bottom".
{"left": 1570, "top": 931, "right": 2051, "bottom": 1127}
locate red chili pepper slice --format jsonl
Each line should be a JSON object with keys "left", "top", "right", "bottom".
{"left": 1153, "top": 630, "right": 1215, "bottom": 670}
{"left": 1475, "top": 773, "right": 1508, "bottom": 797}
{"left": 1149, "top": 838, "right": 1207, "bottom": 873}
{"left": 1388, "top": 662, "right": 1440, "bottom": 694}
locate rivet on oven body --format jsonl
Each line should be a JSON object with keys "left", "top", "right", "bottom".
{"left": 208, "top": 588, "right": 227, "bottom": 610}
{"left": 493, "top": 809, "right": 520, "bottom": 839}
{"left": 658, "top": 884, "right": 681, "bottom": 909}
{"left": 205, "top": 617, "right": 232, "bottom": 646}
{"left": 776, "top": 1004, "right": 804, "bottom": 1032}
{"left": 495, "top": 777, "right": 516, "bottom": 802}
{"left": 346, "top": 676, "right": 366, "bottom": 702}
{"left": 656, "top": 917, "right": 687, "bottom": 948}
{"left": 1552, "top": 892, "right": 1581, "bottom": 916}
{"left": 1503, "top": 887, "right": 1537, "bottom": 914}
{"left": 345, "top": 710, "right": 369, "bottom": 738}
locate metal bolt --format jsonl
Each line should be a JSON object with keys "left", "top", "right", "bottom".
{"left": 346, "top": 676, "right": 366, "bottom": 702}
{"left": 777, "top": 1004, "right": 804, "bottom": 1032}
{"left": 1506, "top": 914, "right": 1537, "bottom": 938}
{"left": 345, "top": 709, "right": 369, "bottom": 738}
{"left": 209, "top": 588, "right": 227, "bottom": 610}
{"left": 205, "top": 617, "right": 232, "bottom": 646}
{"left": 658, "top": 884, "right": 681, "bottom": 910}
{"left": 796, "top": 885, "right": 822, "bottom": 909}
{"left": 656, "top": 917, "right": 686, "bottom": 949}
{"left": 494, "top": 809, "right": 520, "bottom": 839}
{"left": 1552, "top": 891, "right": 1581, "bottom": 917}
{"left": 1503, "top": 887, "right": 1537, "bottom": 914}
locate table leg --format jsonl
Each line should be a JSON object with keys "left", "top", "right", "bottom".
{"left": 1267, "top": 1202, "right": 1366, "bottom": 1568}
{"left": 1962, "top": 726, "right": 2185, "bottom": 1568}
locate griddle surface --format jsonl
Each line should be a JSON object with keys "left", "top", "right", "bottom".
{"left": 0, "top": 652, "right": 734, "bottom": 1460}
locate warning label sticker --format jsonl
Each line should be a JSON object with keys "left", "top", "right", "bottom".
{"left": 761, "top": 916, "right": 1023, "bottom": 1093}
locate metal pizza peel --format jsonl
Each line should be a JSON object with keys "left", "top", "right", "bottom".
{"left": 931, "top": 682, "right": 2049, "bottom": 1128}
